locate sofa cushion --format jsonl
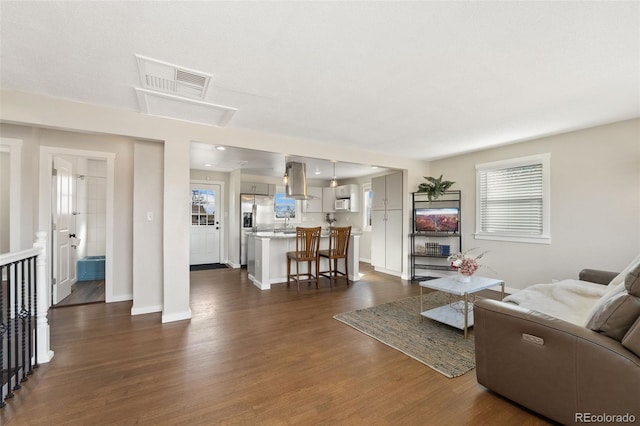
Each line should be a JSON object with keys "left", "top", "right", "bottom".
{"left": 585, "top": 290, "right": 640, "bottom": 341}
{"left": 622, "top": 317, "right": 640, "bottom": 357}
{"left": 608, "top": 253, "right": 640, "bottom": 288}
{"left": 625, "top": 261, "right": 640, "bottom": 296}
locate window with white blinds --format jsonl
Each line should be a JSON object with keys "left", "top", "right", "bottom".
{"left": 475, "top": 154, "right": 551, "bottom": 244}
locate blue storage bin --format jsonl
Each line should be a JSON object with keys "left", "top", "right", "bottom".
{"left": 77, "top": 256, "right": 106, "bottom": 281}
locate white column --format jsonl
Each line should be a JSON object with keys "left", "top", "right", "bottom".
{"left": 34, "top": 231, "right": 54, "bottom": 363}
{"left": 162, "top": 138, "right": 191, "bottom": 323}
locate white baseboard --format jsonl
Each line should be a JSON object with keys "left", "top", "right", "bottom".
{"left": 108, "top": 293, "right": 133, "bottom": 303}
{"left": 373, "top": 266, "right": 402, "bottom": 278}
{"left": 162, "top": 308, "right": 192, "bottom": 323}
{"left": 248, "top": 274, "right": 270, "bottom": 290}
{"left": 131, "top": 304, "right": 163, "bottom": 316}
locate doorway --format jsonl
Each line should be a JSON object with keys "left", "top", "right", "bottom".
{"left": 39, "top": 146, "right": 115, "bottom": 309}
{"left": 51, "top": 156, "right": 108, "bottom": 306}
{"left": 190, "top": 183, "right": 222, "bottom": 266}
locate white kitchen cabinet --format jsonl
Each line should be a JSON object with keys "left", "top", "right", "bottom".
{"left": 302, "top": 187, "right": 323, "bottom": 213}
{"left": 371, "top": 210, "right": 386, "bottom": 267}
{"left": 371, "top": 176, "right": 387, "bottom": 211}
{"left": 384, "top": 172, "right": 403, "bottom": 210}
{"left": 372, "top": 172, "right": 402, "bottom": 210}
{"left": 334, "top": 185, "right": 350, "bottom": 199}
{"left": 322, "top": 187, "right": 335, "bottom": 212}
{"left": 240, "top": 182, "right": 275, "bottom": 196}
{"left": 371, "top": 208, "right": 403, "bottom": 272}
{"left": 383, "top": 209, "right": 403, "bottom": 271}
{"left": 371, "top": 172, "right": 403, "bottom": 274}
{"left": 334, "top": 184, "right": 360, "bottom": 212}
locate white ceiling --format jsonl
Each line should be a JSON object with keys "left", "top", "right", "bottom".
{"left": 1, "top": 1, "right": 639, "bottom": 178}
{"left": 190, "top": 142, "right": 388, "bottom": 179}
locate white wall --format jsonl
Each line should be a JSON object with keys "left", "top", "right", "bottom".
{"left": 0, "top": 129, "right": 34, "bottom": 251}
{"left": 0, "top": 89, "right": 431, "bottom": 321}
{"left": 74, "top": 158, "right": 108, "bottom": 260}
{"left": 0, "top": 123, "right": 135, "bottom": 301}
{"left": 85, "top": 160, "right": 107, "bottom": 256}
{"left": 0, "top": 151, "right": 9, "bottom": 253}
{"left": 428, "top": 118, "right": 640, "bottom": 290}
{"left": 132, "top": 141, "right": 164, "bottom": 315}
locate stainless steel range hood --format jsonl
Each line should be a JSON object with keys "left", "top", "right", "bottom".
{"left": 285, "top": 161, "right": 313, "bottom": 200}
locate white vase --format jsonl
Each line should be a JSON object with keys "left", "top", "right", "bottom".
{"left": 457, "top": 272, "right": 472, "bottom": 283}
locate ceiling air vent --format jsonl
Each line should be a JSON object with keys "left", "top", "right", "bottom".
{"left": 136, "top": 54, "right": 211, "bottom": 99}
{"left": 136, "top": 88, "right": 236, "bottom": 127}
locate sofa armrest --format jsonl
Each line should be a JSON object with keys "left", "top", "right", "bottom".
{"left": 474, "top": 299, "right": 640, "bottom": 425}
{"left": 578, "top": 268, "right": 618, "bottom": 285}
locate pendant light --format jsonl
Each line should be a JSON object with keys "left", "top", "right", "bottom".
{"left": 330, "top": 162, "right": 338, "bottom": 188}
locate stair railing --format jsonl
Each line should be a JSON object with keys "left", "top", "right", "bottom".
{"left": 0, "top": 231, "right": 53, "bottom": 408}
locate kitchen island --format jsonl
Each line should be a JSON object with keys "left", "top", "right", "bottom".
{"left": 247, "top": 230, "right": 361, "bottom": 290}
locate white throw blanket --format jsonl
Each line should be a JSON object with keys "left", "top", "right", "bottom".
{"left": 503, "top": 279, "right": 607, "bottom": 325}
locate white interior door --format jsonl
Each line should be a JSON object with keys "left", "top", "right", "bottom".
{"left": 190, "top": 184, "right": 221, "bottom": 265}
{"left": 52, "top": 156, "right": 74, "bottom": 303}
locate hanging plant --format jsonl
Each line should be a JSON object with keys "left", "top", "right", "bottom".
{"left": 417, "top": 175, "right": 455, "bottom": 200}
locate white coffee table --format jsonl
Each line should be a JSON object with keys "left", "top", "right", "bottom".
{"left": 419, "top": 276, "right": 505, "bottom": 338}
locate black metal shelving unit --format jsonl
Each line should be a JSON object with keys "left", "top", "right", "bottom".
{"left": 410, "top": 190, "right": 462, "bottom": 281}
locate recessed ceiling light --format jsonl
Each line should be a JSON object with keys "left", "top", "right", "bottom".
{"left": 314, "top": 169, "right": 321, "bottom": 175}
{"left": 371, "top": 166, "right": 379, "bottom": 169}
{"left": 204, "top": 163, "right": 212, "bottom": 167}
{"left": 216, "top": 146, "right": 226, "bottom": 151}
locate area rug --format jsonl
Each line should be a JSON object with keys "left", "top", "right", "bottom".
{"left": 189, "top": 263, "right": 229, "bottom": 271}
{"left": 333, "top": 292, "right": 475, "bottom": 378}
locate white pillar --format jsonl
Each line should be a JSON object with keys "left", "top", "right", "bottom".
{"left": 34, "top": 231, "right": 54, "bottom": 364}
{"left": 162, "top": 138, "right": 191, "bottom": 323}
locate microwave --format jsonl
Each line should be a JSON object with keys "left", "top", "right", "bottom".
{"left": 335, "top": 199, "right": 350, "bottom": 210}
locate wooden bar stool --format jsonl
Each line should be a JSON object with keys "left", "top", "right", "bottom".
{"left": 319, "top": 226, "right": 351, "bottom": 287}
{"left": 286, "top": 227, "right": 322, "bottom": 291}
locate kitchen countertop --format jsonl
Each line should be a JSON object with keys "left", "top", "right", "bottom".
{"left": 246, "top": 228, "right": 361, "bottom": 290}
{"left": 251, "top": 229, "right": 362, "bottom": 239}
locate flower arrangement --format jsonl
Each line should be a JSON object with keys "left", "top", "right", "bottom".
{"left": 447, "top": 248, "right": 488, "bottom": 277}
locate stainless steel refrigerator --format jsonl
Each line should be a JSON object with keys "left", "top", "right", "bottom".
{"left": 240, "top": 194, "right": 274, "bottom": 265}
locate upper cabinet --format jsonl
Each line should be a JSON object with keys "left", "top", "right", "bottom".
{"left": 372, "top": 171, "right": 402, "bottom": 211}
{"left": 334, "top": 184, "right": 360, "bottom": 212}
{"left": 334, "top": 184, "right": 351, "bottom": 199}
{"left": 241, "top": 182, "right": 276, "bottom": 196}
{"left": 302, "top": 186, "right": 323, "bottom": 213}
{"left": 322, "top": 187, "right": 335, "bottom": 213}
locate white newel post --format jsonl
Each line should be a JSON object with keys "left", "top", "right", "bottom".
{"left": 34, "top": 231, "right": 54, "bottom": 364}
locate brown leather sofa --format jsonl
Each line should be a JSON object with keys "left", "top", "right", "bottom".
{"left": 474, "top": 269, "right": 640, "bottom": 425}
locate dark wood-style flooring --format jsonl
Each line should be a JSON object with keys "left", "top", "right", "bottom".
{"left": 54, "top": 280, "right": 105, "bottom": 307}
{"left": 1, "top": 264, "right": 550, "bottom": 425}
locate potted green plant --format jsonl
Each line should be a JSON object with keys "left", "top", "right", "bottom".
{"left": 417, "top": 175, "right": 455, "bottom": 200}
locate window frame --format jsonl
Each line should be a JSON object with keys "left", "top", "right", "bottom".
{"left": 274, "top": 190, "right": 300, "bottom": 224}
{"left": 362, "top": 182, "right": 372, "bottom": 231}
{"left": 475, "top": 153, "right": 551, "bottom": 244}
